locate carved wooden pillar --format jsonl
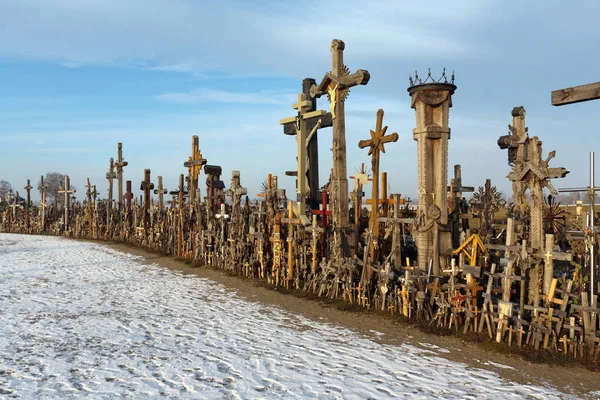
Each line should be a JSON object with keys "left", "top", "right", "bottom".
{"left": 408, "top": 71, "right": 456, "bottom": 274}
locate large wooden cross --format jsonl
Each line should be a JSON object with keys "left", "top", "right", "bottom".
{"left": 153, "top": 176, "right": 167, "bottom": 211}
{"left": 140, "top": 169, "right": 155, "bottom": 233}
{"left": 552, "top": 80, "right": 599, "bottom": 296}
{"left": 359, "top": 109, "right": 398, "bottom": 262}
{"left": 281, "top": 78, "right": 333, "bottom": 212}
{"left": 57, "top": 175, "right": 75, "bottom": 231}
{"left": 106, "top": 157, "right": 117, "bottom": 225}
{"left": 311, "top": 39, "right": 370, "bottom": 257}
{"left": 115, "top": 142, "right": 128, "bottom": 210}
{"left": 311, "top": 189, "right": 332, "bottom": 258}
{"left": 183, "top": 135, "right": 207, "bottom": 204}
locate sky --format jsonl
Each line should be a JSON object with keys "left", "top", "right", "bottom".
{"left": 1, "top": 0, "right": 599, "bottom": 203}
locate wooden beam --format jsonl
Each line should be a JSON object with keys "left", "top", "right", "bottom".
{"left": 551, "top": 81, "right": 600, "bottom": 106}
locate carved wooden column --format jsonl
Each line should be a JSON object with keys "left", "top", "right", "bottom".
{"left": 408, "top": 70, "right": 456, "bottom": 274}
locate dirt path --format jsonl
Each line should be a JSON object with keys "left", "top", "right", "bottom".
{"left": 107, "top": 242, "right": 599, "bottom": 398}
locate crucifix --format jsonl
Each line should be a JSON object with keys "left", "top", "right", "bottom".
{"left": 38, "top": 175, "right": 47, "bottom": 232}
{"left": 349, "top": 163, "right": 372, "bottom": 254}
{"left": 115, "top": 142, "right": 128, "bottom": 210}
{"left": 281, "top": 200, "right": 303, "bottom": 286}
{"left": 140, "top": 169, "right": 155, "bottom": 234}
{"left": 169, "top": 174, "right": 188, "bottom": 257}
{"left": 57, "top": 175, "right": 76, "bottom": 231}
{"left": 183, "top": 135, "right": 207, "bottom": 205}
{"left": 23, "top": 179, "right": 32, "bottom": 229}
{"left": 106, "top": 157, "right": 117, "bottom": 226}
{"left": 204, "top": 164, "right": 225, "bottom": 221}
{"left": 215, "top": 203, "right": 230, "bottom": 247}
{"left": 311, "top": 39, "right": 370, "bottom": 258}
{"left": 359, "top": 109, "right": 398, "bottom": 263}
{"left": 378, "top": 194, "right": 413, "bottom": 269}
{"left": 281, "top": 79, "right": 333, "bottom": 215}
{"left": 227, "top": 170, "right": 248, "bottom": 234}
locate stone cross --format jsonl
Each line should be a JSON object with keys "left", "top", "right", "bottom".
{"left": 183, "top": 135, "right": 207, "bottom": 205}
{"left": 153, "top": 176, "right": 168, "bottom": 211}
{"left": 106, "top": 157, "right": 117, "bottom": 225}
{"left": 311, "top": 39, "right": 370, "bottom": 258}
{"left": 140, "top": 169, "right": 155, "bottom": 233}
{"left": 57, "top": 175, "right": 76, "bottom": 230}
{"left": 408, "top": 69, "right": 456, "bottom": 274}
{"left": 359, "top": 109, "right": 399, "bottom": 262}
{"left": 281, "top": 78, "right": 333, "bottom": 211}
{"left": 115, "top": 142, "right": 128, "bottom": 210}
{"left": 38, "top": 175, "right": 47, "bottom": 231}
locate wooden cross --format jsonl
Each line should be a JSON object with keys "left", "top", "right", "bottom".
{"left": 183, "top": 135, "right": 207, "bottom": 204}
{"left": 115, "top": 142, "right": 128, "bottom": 210}
{"left": 448, "top": 165, "right": 474, "bottom": 248}
{"left": 311, "top": 39, "right": 370, "bottom": 257}
{"left": 85, "top": 178, "right": 94, "bottom": 236}
{"left": 359, "top": 109, "right": 398, "bottom": 261}
{"left": 306, "top": 214, "right": 324, "bottom": 274}
{"left": 282, "top": 78, "right": 333, "bottom": 211}
{"left": 378, "top": 193, "right": 413, "bottom": 269}
{"left": 124, "top": 180, "right": 134, "bottom": 216}
{"left": 23, "top": 179, "right": 32, "bottom": 229}
{"left": 106, "top": 157, "right": 117, "bottom": 225}
{"left": 140, "top": 169, "right": 155, "bottom": 234}
{"left": 311, "top": 189, "right": 332, "bottom": 258}
{"left": 281, "top": 200, "right": 302, "bottom": 285}
{"left": 38, "top": 175, "right": 47, "bottom": 232}
{"left": 270, "top": 211, "right": 283, "bottom": 282}
{"left": 153, "top": 176, "right": 167, "bottom": 211}
{"left": 169, "top": 174, "right": 188, "bottom": 256}
{"left": 204, "top": 164, "right": 225, "bottom": 220}
{"left": 552, "top": 81, "right": 600, "bottom": 106}
{"left": 57, "top": 175, "right": 75, "bottom": 231}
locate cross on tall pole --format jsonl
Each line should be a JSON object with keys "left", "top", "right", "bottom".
{"left": 106, "top": 157, "right": 116, "bottom": 225}
{"left": 24, "top": 179, "right": 32, "bottom": 229}
{"left": 183, "top": 135, "right": 207, "bottom": 205}
{"left": 140, "top": 169, "right": 155, "bottom": 234}
{"left": 38, "top": 175, "right": 47, "bottom": 232}
{"left": 311, "top": 39, "right": 370, "bottom": 258}
{"left": 153, "top": 176, "right": 167, "bottom": 211}
{"left": 359, "top": 109, "right": 398, "bottom": 263}
{"left": 169, "top": 174, "right": 188, "bottom": 257}
{"left": 115, "top": 142, "right": 128, "bottom": 210}
{"left": 552, "top": 79, "right": 600, "bottom": 297}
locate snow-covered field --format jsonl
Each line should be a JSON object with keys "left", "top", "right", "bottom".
{"left": 0, "top": 234, "right": 578, "bottom": 399}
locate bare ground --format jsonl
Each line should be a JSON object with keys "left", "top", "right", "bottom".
{"left": 106, "top": 242, "right": 599, "bottom": 398}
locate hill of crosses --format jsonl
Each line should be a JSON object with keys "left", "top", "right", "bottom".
{"left": 2, "top": 39, "right": 600, "bottom": 364}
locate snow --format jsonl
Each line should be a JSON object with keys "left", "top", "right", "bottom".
{"left": 0, "top": 233, "right": 579, "bottom": 399}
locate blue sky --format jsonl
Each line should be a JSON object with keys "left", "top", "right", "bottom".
{"left": 1, "top": 0, "right": 599, "bottom": 202}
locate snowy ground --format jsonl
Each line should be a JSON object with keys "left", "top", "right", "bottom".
{"left": 0, "top": 233, "right": 581, "bottom": 399}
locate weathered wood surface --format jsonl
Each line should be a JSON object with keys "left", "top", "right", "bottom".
{"left": 551, "top": 81, "right": 600, "bottom": 106}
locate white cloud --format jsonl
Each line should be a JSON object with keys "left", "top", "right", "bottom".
{"left": 154, "top": 88, "right": 297, "bottom": 105}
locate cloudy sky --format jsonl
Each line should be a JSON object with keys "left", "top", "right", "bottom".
{"left": 1, "top": 0, "right": 599, "bottom": 202}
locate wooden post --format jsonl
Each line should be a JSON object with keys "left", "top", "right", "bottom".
{"left": 57, "top": 175, "right": 75, "bottom": 231}
{"left": 37, "top": 175, "right": 47, "bottom": 232}
{"left": 115, "top": 142, "right": 128, "bottom": 210}
{"left": 140, "top": 169, "right": 155, "bottom": 234}
{"left": 106, "top": 157, "right": 116, "bottom": 226}
{"left": 24, "top": 179, "right": 32, "bottom": 229}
